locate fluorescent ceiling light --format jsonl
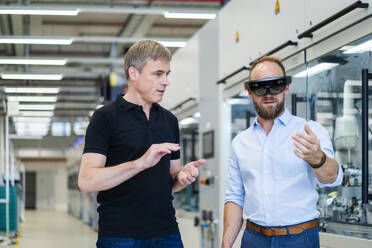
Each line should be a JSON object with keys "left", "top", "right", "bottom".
{"left": 0, "top": 38, "right": 72, "bottom": 45}
{"left": 164, "top": 12, "right": 216, "bottom": 19}
{"left": 158, "top": 41, "right": 186, "bottom": 48}
{"left": 1, "top": 73, "right": 63, "bottom": 80}
{"left": 5, "top": 87, "right": 60, "bottom": 94}
{"left": 7, "top": 96, "right": 58, "bottom": 102}
{"left": 339, "top": 45, "right": 354, "bottom": 51}
{"left": 294, "top": 63, "right": 339, "bottom": 78}
{"left": 0, "top": 6, "right": 218, "bottom": 18}
{"left": 18, "top": 104, "right": 55, "bottom": 111}
{"left": 226, "top": 98, "right": 250, "bottom": 105}
{"left": 19, "top": 111, "right": 54, "bottom": 117}
{"left": 0, "top": 36, "right": 188, "bottom": 47}
{"left": 180, "top": 117, "right": 198, "bottom": 126}
{"left": 193, "top": 112, "right": 201, "bottom": 118}
{"left": 12, "top": 116, "right": 51, "bottom": 123}
{"left": 343, "top": 39, "right": 372, "bottom": 54}
{"left": 0, "top": 7, "right": 79, "bottom": 16}
{"left": 0, "top": 58, "right": 66, "bottom": 65}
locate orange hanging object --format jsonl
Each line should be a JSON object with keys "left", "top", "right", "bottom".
{"left": 235, "top": 31, "right": 240, "bottom": 42}
{"left": 275, "top": 0, "right": 280, "bottom": 14}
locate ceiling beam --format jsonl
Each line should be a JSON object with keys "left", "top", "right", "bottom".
{"left": 10, "top": 15, "right": 24, "bottom": 57}
{"left": 0, "top": 15, "right": 13, "bottom": 55}
{"left": 30, "top": 16, "right": 43, "bottom": 36}
{"left": 0, "top": 35, "right": 187, "bottom": 45}
{"left": 132, "top": 15, "right": 159, "bottom": 37}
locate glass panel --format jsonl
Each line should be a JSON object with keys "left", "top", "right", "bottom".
{"left": 286, "top": 64, "right": 309, "bottom": 119}
{"left": 299, "top": 34, "right": 372, "bottom": 239}
{"left": 173, "top": 114, "right": 200, "bottom": 212}
{"left": 225, "top": 94, "right": 256, "bottom": 141}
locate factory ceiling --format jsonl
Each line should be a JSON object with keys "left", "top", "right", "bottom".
{"left": 0, "top": 0, "right": 224, "bottom": 153}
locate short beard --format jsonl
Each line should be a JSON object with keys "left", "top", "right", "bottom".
{"left": 253, "top": 97, "right": 285, "bottom": 120}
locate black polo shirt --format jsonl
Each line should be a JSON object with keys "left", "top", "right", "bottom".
{"left": 83, "top": 94, "right": 180, "bottom": 238}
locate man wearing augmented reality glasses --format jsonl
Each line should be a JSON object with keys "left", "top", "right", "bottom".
{"left": 222, "top": 56, "right": 343, "bottom": 248}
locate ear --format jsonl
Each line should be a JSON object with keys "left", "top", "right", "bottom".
{"left": 247, "top": 89, "right": 253, "bottom": 98}
{"left": 128, "top": 66, "right": 138, "bottom": 81}
{"left": 284, "top": 83, "right": 291, "bottom": 94}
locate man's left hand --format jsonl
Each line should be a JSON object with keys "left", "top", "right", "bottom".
{"left": 292, "top": 124, "right": 324, "bottom": 165}
{"left": 177, "top": 159, "right": 206, "bottom": 186}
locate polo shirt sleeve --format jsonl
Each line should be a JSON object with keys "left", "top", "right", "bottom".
{"left": 170, "top": 116, "right": 180, "bottom": 160}
{"left": 83, "top": 110, "right": 111, "bottom": 156}
{"left": 308, "top": 121, "right": 343, "bottom": 188}
{"left": 224, "top": 141, "right": 245, "bottom": 208}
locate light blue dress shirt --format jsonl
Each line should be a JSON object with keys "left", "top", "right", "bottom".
{"left": 224, "top": 108, "right": 343, "bottom": 226}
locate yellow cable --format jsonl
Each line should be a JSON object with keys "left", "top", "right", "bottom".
{"left": 14, "top": 221, "right": 23, "bottom": 248}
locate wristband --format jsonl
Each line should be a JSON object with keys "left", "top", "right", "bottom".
{"left": 309, "top": 151, "right": 326, "bottom": 169}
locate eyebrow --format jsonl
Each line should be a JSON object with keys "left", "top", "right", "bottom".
{"left": 152, "top": 70, "right": 171, "bottom": 75}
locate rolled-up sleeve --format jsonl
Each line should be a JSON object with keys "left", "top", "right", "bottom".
{"left": 308, "top": 121, "right": 343, "bottom": 187}
{"left": 224, "top": 143, "right": 245, "bottom": 208}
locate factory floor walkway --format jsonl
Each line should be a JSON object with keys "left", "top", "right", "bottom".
{"left": 8, "top": 210, "right": 97, "bottom": 248}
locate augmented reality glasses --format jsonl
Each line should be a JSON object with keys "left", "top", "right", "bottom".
{"left": 244, "top": 76, "right": 291, "bottom": 96}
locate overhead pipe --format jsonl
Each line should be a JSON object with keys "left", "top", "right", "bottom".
{"left": 298, "top": 1, "right": 369, "bottom": 39}
{"left": 216, "top": 66, "right": 250, "bottom": 84}
{"left": 250, "top": 40, "right": 298, "bottom": 66}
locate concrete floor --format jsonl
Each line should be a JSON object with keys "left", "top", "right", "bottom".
{"left": 1, "top": 210, "right": 364, "bottom": 248}
{"left": 4, "top": 210, "right": 97, "bottom": 248}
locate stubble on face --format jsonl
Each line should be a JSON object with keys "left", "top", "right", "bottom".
{"left": 253, "top": 96, "right": 285, "bottom": 120}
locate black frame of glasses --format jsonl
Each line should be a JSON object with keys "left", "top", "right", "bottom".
{"left": 244, "top": 76, "right": 292, "bottom": 90}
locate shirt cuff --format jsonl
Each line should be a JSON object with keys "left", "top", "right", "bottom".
{"left": 224, "top": 198, "right": 244, "bottom": 209}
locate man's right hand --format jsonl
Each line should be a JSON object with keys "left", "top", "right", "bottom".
{"left": 137, "top": 143, "right": 180, "bottom": 170}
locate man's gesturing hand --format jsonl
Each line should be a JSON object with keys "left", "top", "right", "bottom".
{"left": 138, "top": 143, "right": 180, "bottom": 170}
{"left": 292, "top": 124, "right": 324, "bottom": 166}
{"left": 177, "top": 159, "right": 206, "bottom": 186}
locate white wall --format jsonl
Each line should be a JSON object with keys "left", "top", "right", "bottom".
{"left": 36, "top": 170, "right": 55, "bottom": 209}
{"left": 54, "top": 166, "right": 68, "bottom": 211}
{"left": 198, "top": 18, "right": 223, "bottom": 247}
{"left": 163, "top": 34, "right": 199, "bottom": 110}
{"left": 177, "top": 213, "right": 202, "bottom": 248}
{"left": 165, "top": 0, "right": 372, "bottom": 109}
{"left": 26, "top": 162, "right": 68, "bottom": 211}
{"left": 219, "top": 0, "right": 305, "bottom": 80}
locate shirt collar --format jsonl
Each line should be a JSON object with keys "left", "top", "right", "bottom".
{"left": 116, "top": 94, "right": 161, "bottom": 111}
{"left": 277, "top": 108, "right": 291, "bottom": 126}
{"left": 252, "top": 108, "right": 291, "bottom": 128}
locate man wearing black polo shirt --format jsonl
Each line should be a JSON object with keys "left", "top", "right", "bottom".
{"left": 78, "top": 40, "right": 205, "bottom": 248}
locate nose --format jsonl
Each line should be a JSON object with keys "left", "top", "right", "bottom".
{"left": 161, "top": 75, "right": 169, "bottom": 86}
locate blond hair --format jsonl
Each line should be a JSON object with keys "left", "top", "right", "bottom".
{"left": 124, "top": 40, "right": 171, "bottom": 80}
{"left": 249, "top": 56, "right": 286, "bottom": 79}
